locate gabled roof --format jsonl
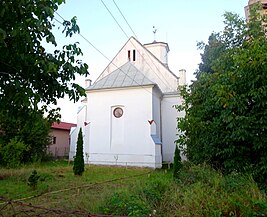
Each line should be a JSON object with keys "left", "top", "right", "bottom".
{"left": 91, "top": 36, "right": 179, "bottom": 93}
{"left": 87, "top": 62, "right": 155, "bottom": 90}
{"left": 51, "top": 122, "right": 77, "bottom": 131}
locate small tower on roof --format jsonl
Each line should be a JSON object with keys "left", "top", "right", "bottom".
{"left": 143, "top": 27, "right": 170, "bottom": 68}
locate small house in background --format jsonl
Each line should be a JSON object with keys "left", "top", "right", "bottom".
{"left": 49, "top": 122, "right": 77, "bottom": 158}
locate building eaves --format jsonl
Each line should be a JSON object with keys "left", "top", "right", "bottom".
{"left": 51, "top": 122, "right": 77, "bottom": 131}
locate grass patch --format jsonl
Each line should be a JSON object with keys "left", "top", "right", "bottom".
{"left": 0, "top": 160, "right": 266, "bottom": 216}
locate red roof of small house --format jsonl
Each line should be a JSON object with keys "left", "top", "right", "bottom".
{"left": 51, "top": 122, "right": 76, "bottom": 131}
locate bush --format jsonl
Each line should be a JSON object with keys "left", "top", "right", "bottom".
{"left": 173, "top": 145, "right": 182, "bottom": 179}
{"left": 27, "top": 170, "right": 40, "bottom": 190}
{"left": 177, "top": 9, "right": 267, "bottom": 185}
{"left": 73, "top": 128, "right": 84, "bottom": 176}
{"left": 0, "top": 110, "right": 51, "bottom": 166}
{"left": 1, "top": 137, "right": 29, "bottom": 168}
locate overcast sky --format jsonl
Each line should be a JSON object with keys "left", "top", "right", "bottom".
{"left": 53, "top": 0, "right": 249, "bottom": 123}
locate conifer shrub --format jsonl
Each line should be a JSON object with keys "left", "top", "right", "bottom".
{"left": 73, "top": 128, "right": 84, "bottom": 176}
{"left": 173, "top": 145, "right": 182, "bottom": 179}
{"left": 27, "top": 170, "right": 40, "bottom": 190}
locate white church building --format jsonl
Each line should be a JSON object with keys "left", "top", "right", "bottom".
{"left": 69, "top": 36, "right": 185, "bottom": 168}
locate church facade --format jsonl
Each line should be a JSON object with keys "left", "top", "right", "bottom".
{"left": 69, "top": 37, "right": 185, "bottom": 168}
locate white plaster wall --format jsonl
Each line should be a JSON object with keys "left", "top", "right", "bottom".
{"left": 155, "top": 144, "right": 162, "bottom": 167}
{"left": 95, "top": 37, "right": 179, "bottom": 93}
{"left": 69, "top": 127, "right": 77, "bottom": 160}
{"left": 152, "top": 87, "right": 162, "bottom": 138}
{"left": 161, "top": 94, "right": 185, "bottom": 162}
{"left": 69, "top": 105, "right": 88, "bottom": 160}
{"left": 85, "top": 86, "right": 160, "bottom": 168}
{"left": 144, "top": 43, "right": 168, "bottom": 66}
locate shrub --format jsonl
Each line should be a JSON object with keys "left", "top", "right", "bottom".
{"left": 176, "top": 9, "right": 267, "bottom": 185}
{"left": 173, "top": 145, "right": 182, "bottom": 179}
{"left": 1, "top": 137, "right": 29, "bottom": 168}
{"left": 27, "top": 170, "right": 40, "bottom": 190}
{"left": 73, "top": 128, "right": 84, "bottom": 176}
{"left": 0, "top": 110, "right": 51, "bottom": 166}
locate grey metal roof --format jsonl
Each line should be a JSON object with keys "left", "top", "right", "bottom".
{"left": 87, "top": 62, "right": 155, "bottom": 90}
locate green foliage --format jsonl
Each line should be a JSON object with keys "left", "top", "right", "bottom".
{"left": 0, "top": 111, "right": 52, "bottom": 166}
{"left": 142, "top": 174, "right": 171, "bottom": 205}
{"left": 1, "top": 137, "right": 29, "bottom": 168}
{"left": 195, "top": 32, "right": 226, "bottom": 79}
{"left": 158, "top": 163, "right": 267, "bottom": 217}
{"left": 100, "top": 163, "right": 267, "bottom": 217}
{"left": 177, "top": 7, "right": 267, "bottom": 185}
{"left": 0, "top": 0, "right": 89, "bottom": 119}
{"left": 101, "top": 173, "right": 170, "bottom": 216}
{"left": 173, "top": 145, "right": 182, "bottom": 179}
{"left": 0, "top": 0, "right": 89, "bottom": 167}
{"left": 27, "top": 170, "right": 40, "bottom": 190}
{"left": 73, "top": 128, "right": 84, "bottom": 176}
{"left": 101, "top": 190, "right": 149, "bottom": 216}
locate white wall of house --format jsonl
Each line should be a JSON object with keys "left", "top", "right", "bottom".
{"left": 161, "top": 93, "right": 185, "bottom": 162}
{"left": 83, "top": 85, "right": 161, "bottom": 168}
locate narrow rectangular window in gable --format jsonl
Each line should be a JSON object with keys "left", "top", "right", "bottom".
{"left": 133, "top": 50, "right": 136, "bottom": 61}
{"left": 128, "top": 50, "right": 131, "bottom": 61}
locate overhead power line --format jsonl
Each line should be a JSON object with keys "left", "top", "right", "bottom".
{"left": 53, "top": 11, "right": 179, "bottom": 105}
{"left": 100, "top": 0, "right": 173, "bottom": 89}
{"left": 112, "top": 0, "right": 138, "bottom": 39}
{"left": 100, "top": 0, "right": 129, "bottom": 38}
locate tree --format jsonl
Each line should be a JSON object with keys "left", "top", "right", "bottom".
{"left": 177, "top": 5, "right": 267, "bottom": 185}
{"left": 173, "top": 145, "right": 182, "bottom": 179}
{"left": 0, "top": 1, "right": 88, "bottom": 164}
{"left": 0, "top": 0, "right": 88, "bottom": 119}
{"left": 73, "top": 128, "right": 84, "bottom": 176}
{"left": 0, "top": 110, "right": 52, "bottom": 165}
{"left": 195, "top": 33, "right": 226, "bottom": 79}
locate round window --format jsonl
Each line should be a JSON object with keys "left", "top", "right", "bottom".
{"left": 113, "top": 107, "right": 123, "bottom": 118}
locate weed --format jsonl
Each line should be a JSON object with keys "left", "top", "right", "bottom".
{"left": 100, "top": 189, "right": 149, "bottom": 216}
{"left": 142, "top": 174, "right": 170, "bottom": 205}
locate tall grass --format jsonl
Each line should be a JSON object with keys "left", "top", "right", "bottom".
{"left": 100, "top": 162, "right": 267, "bottom": 217}
{"left": 0, "top": 161, "right": 266, "bottom": 216}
